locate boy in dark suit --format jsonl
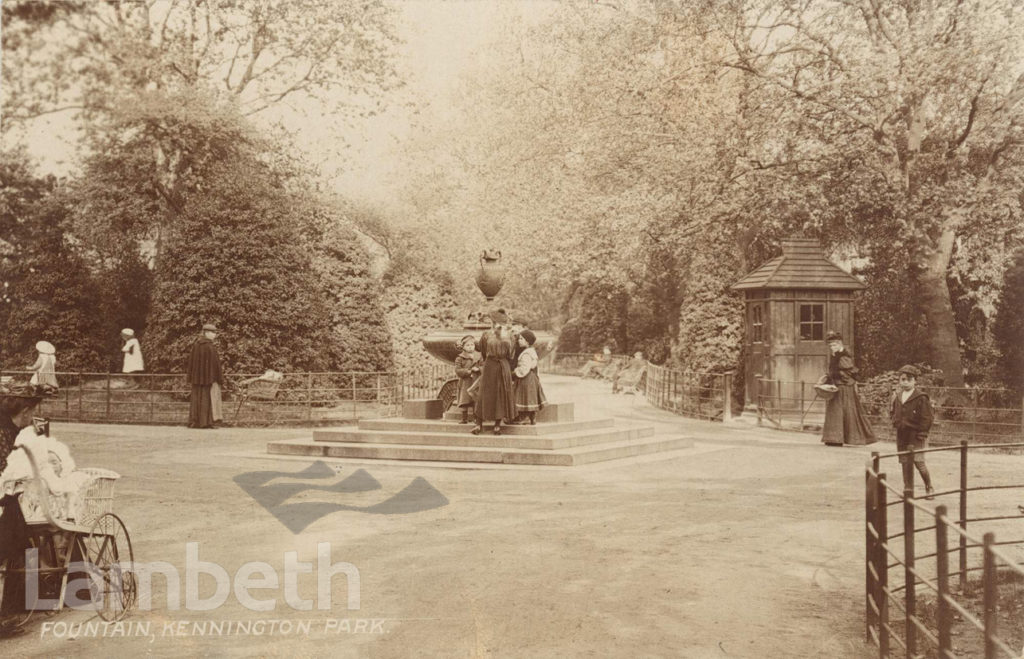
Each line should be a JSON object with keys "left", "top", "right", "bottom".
{"left": 891, "top": 365, "right": 935, "bottom": 498}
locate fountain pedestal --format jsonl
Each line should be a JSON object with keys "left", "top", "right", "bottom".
{"left": 266, "top": 251, "right": 694, "bottom": 465}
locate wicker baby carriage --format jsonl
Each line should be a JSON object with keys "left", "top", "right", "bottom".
{"left": 1, "top": 445, "right": 134, "bottom": 624}
{"left": 15, "top": 467, "right": 120, "bottom": 527}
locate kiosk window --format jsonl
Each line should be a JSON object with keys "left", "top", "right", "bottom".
{"left": 799, "top": 304, "right": 824, "bottom": 341}
{"left": 751, "top": 305, "right": 763, "bottom": 343}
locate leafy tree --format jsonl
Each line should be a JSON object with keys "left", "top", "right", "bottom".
{"left": 2, "top": 0, "right": 399, "bottom": 122}
{"left": 673, "top": 228, "right": 745, "bottom": 373}
{"left": 0, "top": 150, "right": 108, "bottom": 371}
{"left": 577, "top": 281, "right": 630, "bottom": 354}
{"left": 3, "top": 0, "right": 400, "bottom": 270}
{"left": 380, "top": 255, "right": 459, "bottom": 373}
{"left": 144, "top": 149, "right": 361, "bottom": 374}
{"left": 711, "top": 0, "right": 1024, "bottom": 386}
{"left": 306, "top": 203, "right": 394, "bottom": 372}
{"left": 993, "top": 249, "right": 1024, "bottom": 392}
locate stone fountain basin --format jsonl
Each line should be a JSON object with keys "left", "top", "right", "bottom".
{"left": 422, "top": 328, "right": 557, "bottom": 365}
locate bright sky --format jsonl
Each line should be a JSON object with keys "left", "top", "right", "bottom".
{"left": 327, "top": 1, "right": 556, "bottom": 205}
{"left": 7, "top": 0, "right": 556, "bottom": 203}
{"left": 326, "top": 0, "right": 510, "bottom": 201}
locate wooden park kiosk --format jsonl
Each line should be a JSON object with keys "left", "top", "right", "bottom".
{"left": 731, "top": 237, "right": 866, "bottom": 414}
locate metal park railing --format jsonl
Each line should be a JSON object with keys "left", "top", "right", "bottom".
{"left": 542, "top": 352, "right": 734, "bottom": 422}
{"left": 1, "top": 365, "right": 453, "bottom": 427}
{"left": 758, "top": 379, "right": 1023, "bottom": 445}
{"left": 643, "top": 364, "right": 732, "bottom": 422}
{"left": 865, "top": 443, "right": 1024, "bottom": 658}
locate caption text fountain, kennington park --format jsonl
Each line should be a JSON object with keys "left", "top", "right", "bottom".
{"left": 268, "top": 250, "right": 693, "bottom": 465}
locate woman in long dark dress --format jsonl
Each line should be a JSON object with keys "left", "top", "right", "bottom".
{"left": 472, "top": 314, "right": 517, "bottom": 436}
{"left": 0, "top": 383, "right": 49, "bottom": 636}
{"left": 819, "top": 331, "right": 876, "bottom": 446}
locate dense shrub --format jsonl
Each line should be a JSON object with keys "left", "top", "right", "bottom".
{"left": 853, "top": 255, "right": 930, "bottom": 378}
{"left": 859, "top": 363, "right": 943, "bottom": 417}
{"left": 146, "top": 157, "right": 344, "bottom": 374}
{"left": 307, "top": 211, "right": 393, "bottom": 372}
{"left": 556, "top": 318, "right": 581, "bottom": 353}
{"left": 0, "top": 153, "right": 108, "bottom": 371}
{"left": 577, "top": 281, "right": 628, "bottom": 353}
{"left": 672, "top": 233, "right": 744, "bottom": 374}
{"left": 381, "top": 255, "right": 458, "bottom": 372}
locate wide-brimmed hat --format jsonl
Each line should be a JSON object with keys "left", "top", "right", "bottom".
{"left": 202, "top": 323, "right": 218, "bottom": 332}
{"left": 488, "top": 310, "right": 510, "bottom": 325}
{"left": 35, "top": 340, "right": 55, "bottom": 355}
{"left": 121, "top": 328, "right": 135, "bottom": 337}
{"left": 897, "top": 365, "right": 921, "bottom": 378}
{"left": 825, "top": 331, "right": 843, "bottom": 342}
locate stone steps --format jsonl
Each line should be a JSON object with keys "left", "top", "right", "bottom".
{"left": 267, "top": 398, "right": 689, "bottom": 467}
{"left": 312, "top": 425, "right": 656, "bottom": 451}
{"left": 267, "top": 434, "right": 694, "bottom": 467}
{"left": 356, "top": 417, "right": 613, "bottom": 436}
{"left": 442, "top": 401, "right": 575, "bottom": 424}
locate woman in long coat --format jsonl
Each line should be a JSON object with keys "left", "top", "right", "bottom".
{"left": 819, "top": 331, "right": 876, "bottom": 446}
{"left": 472, "top": 314, "right": 516, "bottom": 436}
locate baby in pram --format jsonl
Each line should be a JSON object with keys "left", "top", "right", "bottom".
{"left": 0, "top": 425, "right": 95, "bottom": 522}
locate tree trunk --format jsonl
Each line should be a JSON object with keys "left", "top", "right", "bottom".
{"left": 914, "top": 228, "right": 965, "bottom": 387}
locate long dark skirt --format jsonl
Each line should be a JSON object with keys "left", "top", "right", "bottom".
{"left": 0, "top": 495, "right": 30, "bottom": 615}
{"left": 475, "top": 358, "right": 516, "bottom": 423}
{"left": 188, "top": 384, "right": 214, "bottom": 428}
{"left": 821, "top": 384, "right": 876, "bottom": 445}
{"left": 514, "top": 371, "right": 547, "bottom": 412}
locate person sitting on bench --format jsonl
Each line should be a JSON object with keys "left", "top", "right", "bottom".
{"left": 580, "top": 346, "right": 612, "bottom": 379}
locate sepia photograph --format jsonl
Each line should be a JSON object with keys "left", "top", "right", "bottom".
{"left": 1, "top": 0, "right": 1023, "bottom": 656}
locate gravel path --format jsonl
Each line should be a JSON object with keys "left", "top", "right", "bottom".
{"left": 7, "top": 375, "right": 1021, "bottom": 657}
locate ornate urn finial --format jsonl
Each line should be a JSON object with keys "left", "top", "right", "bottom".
{"left": 475, "top": 249, "right": 505, "bottom": 301}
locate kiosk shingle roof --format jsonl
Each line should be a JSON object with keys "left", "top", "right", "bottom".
{"left": 731, "top": 238, "right": 865, "bottom": 291}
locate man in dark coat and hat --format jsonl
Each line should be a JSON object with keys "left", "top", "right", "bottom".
{"left": 187, "top": 324, "right": 223, "bottom": 429}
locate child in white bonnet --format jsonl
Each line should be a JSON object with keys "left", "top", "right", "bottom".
{"left": 1, "top": 427, "right": 93, "bottom": 521}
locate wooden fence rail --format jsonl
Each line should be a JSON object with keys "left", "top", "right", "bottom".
{"left": 866, "top": 442, "right": 1024, "bottom": 658}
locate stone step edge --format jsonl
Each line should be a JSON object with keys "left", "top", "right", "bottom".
{"left": 569, "top": 436, "right": 695, "bottom": 465}
{"left": 310, "top": 427, "right": 656, "bottom": 450}
{"left": 313, "top": 425, "right": 655, "bottom": 443}
{"left": 266, "top": 435, "right": 694, "bottom": 467}
{"left": 356, "top": 417, "right": 613, "bottom": 435}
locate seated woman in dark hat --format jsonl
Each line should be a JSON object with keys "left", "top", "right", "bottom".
{"left": 817, "top": 331, "right": 875, "bottom": 446}
{"left": 0, "top": 382, "right": 52, "bottom": 636}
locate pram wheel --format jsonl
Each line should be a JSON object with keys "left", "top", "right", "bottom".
{"left": 83, "top": 513, "right": 136, "bottom": 621}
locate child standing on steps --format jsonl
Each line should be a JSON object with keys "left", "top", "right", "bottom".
{"left": 453, "top": 335, "right": 481, "bottom": 424}
{"left": 512, "top": 330, "right": 547, "bottom": 425}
